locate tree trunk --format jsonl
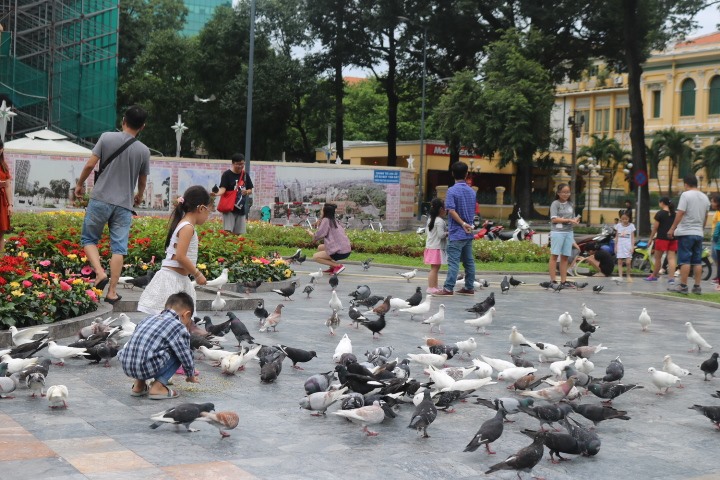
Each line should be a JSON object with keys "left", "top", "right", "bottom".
{"left": 622, "top": 0, "right": 651, "bottom": 236}
{"left": 668, "top": 161, "right": 674, "bottom": 198}
{"left": 386, "top": 28, "right": 398, "bottom": 167}
{"left": 514, "top": 161, "right": 533, "bottom": 222}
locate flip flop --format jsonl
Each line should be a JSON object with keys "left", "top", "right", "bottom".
{"left": 149, "top": 388, "right": 180, "bottom": 400}
{"left": 104, "top": 295, "right": 122, "bottom": 305}
{"left": 130, "top": 384, "right": 148, "bottom": 397}
{"left": 95, "top": 277, "right": 109, "bottom": 291}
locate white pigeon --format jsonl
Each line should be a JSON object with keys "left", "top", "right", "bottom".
{"left": 412, "top": 387, "right": 438, "bottom": 406}
{"left": 638, "top": 308, "right": 652, "bottom": 332}
{"left": 46, "top": 385, "right": 69, "bottom": 409}
{"left": 389, "top": 297, "right": 411, "bottom": 311}
{"left": 470, "top": 359, "right": 494, "bottom": 379}
{"left": 308, "top": 268, "right": 323, "bottom": 283}
{"left": 527, "top": 342, "right": 565, "bottom": 363}
{"left": 211, "top": 291, "right": 227, "bottom": 313}
{"left": 407, "top": 352, "right": 447, "bottom": 368}
{"left": 220, "top": 354, "right": 244, "bottom": 375}
{"left": 329, "top": 291, "right": 343, "bottom": 312}
{"left": 426, "top": 365, "right": 457, "bottom": 390}
{"left": 197, "top": 346, "right": 235, "bottom": 365}
{"left": 685, "top": 321, "right": 712, "bottom": 352}
{"left": 237, "top": 345, "right": 262, "bottom": 371}
{"left": 399, "top": 296, "right": 432, "bottom": 321}
{"left": 480, "top": 355, "right": 515, "bottom": 372}
{"left": 558, "top": 312, "right": 573, "bottom": 333}
{"left": 0, "top": 355, "right": 39, "bottom": 374}
{"left": 205, "top": 268, "right": 229, "bottom": 290}
{"left": 662, "top": 355, "right": 691, "bottom": 387}
{"left": 117, "top": 313, "right": 136, "bottom": 340}
{"left": 397, "top": 268, "right": 418, "bottom": 282}
{"left": 118, "top": 276, "right": 134, "bottom": 288}
{"left": 581, "top": 303, "right": 597, "bottom": 322}
{"left": 425, "top": 366, "right": 478, "bottom": 380}
{"left": 455, "top": 337, "right": 477, "bottom": 357}
{"left": 422, "top": 304, "right": 445, "bottom": 333}
{"left": 9, "top": 326, "right": 49, "bottom": 346}
{"left": 333, "top": 401, "right": 386, "bottom": 436}
{"left": 443, "top": 377, "right": 495, "bottom": 393}
{"left": 333, "top": 334, "right": 352, "bottom": 363}
{"left": 550, "top": 357, "right": 575, "bottom": 378}
{"left": 574, "top": 357, "right": 594, "bottom": 374}
{"left": 509, "top": 326, "right": 531, "bottom": 354}
{"left": 648, "top": 367, "right": 680, "bottom": 394}
{"left": 47, "top": 342, "right": 89, "bottom": 366}
{"left": 300, "top": 386, "right": 349, "bottom": 416}
{"left": 496, "top": 367, "right": 537, "bottom": 382}
{"left": 464, "top": 307, "right": 495, "bottom": 334}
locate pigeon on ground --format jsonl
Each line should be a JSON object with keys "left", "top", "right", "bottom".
{"left": 368, "top": 295, "right": 392, "bottom": 317}
{"left": 9, "top": 326, "right": 50, "bottom": 346}
{"left": 204, "top": 268, "right": 229, "bottom": 290}
{"left": 361, "top": 258, "right": 373, "bottom": 270}
{"left": 405, "top": 287, "right": 423, "bottom": 307}
{"left": 86, "top": 341, "right": 120, "bottom": 367}
{"left": 259, "top": 304, "right": 284, "bottom": 333}
{"left": 464, "top": 409, "right": 506, "bottom": 454}
{"left": 407, "top": 353, "right": 447, "bottom": 369}
{"left": 648, "top": 367, "right": 680, "bottom": 394}
{"left": 333, "top": 400, "right": 386, "bottom": 436}
{"left": 303, "top": 284, "right": 315, "bottom": 298}
{"left": 46, "top": 385, "right": 69, "bottom": 409}
{"left": 512, "top": 373, "right": 550, "bottom": 391}
{"left": 520, "top": 378, "right": 576, "bottom": 402}
{"left": 6, "top": 338, "right": 49, "bottom": 359}
{"left": 565, "top": 332, "right": 591, "bottom": 349}
{"left": 149, "top": 403, "right": 215, "bottom": 432}
{"left": 397, "top": 269, "right": 418, "bottom": 282}
{"left": 349, "top": 285, "right": 371, "bottom": 300}
{"left": 285, "top": 248, "right": 302, "bottom": 263}
{"left": 278, "top": 345, "right": 317, "bottom": 370}
{"left": 686, "top": 322, "right": 712, "bottom": 352}
{"left": 0, "top": 355, "right": 39, "bottom": 374}
{"left": 509, "top": 276, "right": 525, "bottom": 288}
{"left": 579, "top": 317, "right": 598, "bottom": 333}
{"left": 466, "top": 292, "right": 495, "bottom": 315}
{"left": 480, "top": 355, "right": 516, "bottom": 373}
{"left": 639, "top": 308, "right": 652, "bottom": 332}
{"left": 662, "top": 355, "right": 691, "bottom": 387}
{"left": 690, "top": 404, "right": 720, "bottom": 429}
{"left": 220, "top": 353, "right": 244, "bottom": 375}
{"left": 569, "top": 344, "right": 607, "bottom": 359}
{"left": 242, "top": 280, "right": 263, "bottom": 293}
{"left": 587, "top": 382, "right": 643, "bottom": 404}
{"left": 329, "top": 290, "right": 343, "bottom": 312}
{"left": 560, "top": 417, "right": 601, "bottom": 456}
{"left": 592, "top": 285, "right": 604, "bottom": 293}
{"left": 569, "top": 403, "right": 629, "bottom": 426}
{"left": 484, "top": 430, "right": 547, "bottom": 477}
{"left": 78, "top": 317, "right": 117, "bottom": 339}
{"left": 47, "top": 342, "right": 89, "bottom": 366}
{"left": 326, "top": 310, "right": 341, "bottom": 336}
{"left": 518, "top": 402, "right": 573, "bottom": 431}
{"left": 512, "top": 354, "right": 535, "bottom": 368}
{"left": 18, "top": 359, "right": 51, "bottom": 383}
{"left": 126, "top": 271, "right": 155, "bottom": 289}
{"left": 399, "top": 296, "right": 431, "bottom": 321}
{"left": 558, "top": 312, "right": 573, "bottom": 333}
{"left": 509, "top": 326, "right": 531, "bottom": 355}
{"left": 0, "top": 370, "right": 19, "bottom": 398}
{"left": 300, "top": 386, "right": 348, "bottom": 416}
{"left": 700, "top": 352, "right": 719, "bottom": 381}
{"left": 581, "top": 303, "right": 597, "bottom": 322}
{"left": 389, "top": 297, "right": 411, "bottom": 311}
{"left": 408, "top": 389, "right": 437, "bottom": 437}
{"left": 575, "top": 282, "right": 589, "bottom": 289}
{"left": 456, "top": 337, "right": 478, "bottom": 357}
{"left": 500, "top": 276, "right": 510, "bottom": 294}
{"left": 309, "top": 268, "right": 323, "bottom": 283}
{"left": 565, "top": 363, "right": 593, "bottom": 388}
{"left": 528, "top": 342, "right": 565, "bottom": 363}
{"left": 253, "top": 301, "right": 269, "bottom": 324}
{"left": 539, "top": 281, "right": 553, "bottom": 290}
{"left": 550, "top": 282, "right": 565, "bottom": 293}
{"left": 329, "top": 274, "right": 339, "bottom": 290}
{"left": 464, "top": 307, "right": 495, "bottom": 334}
{"left": 361, "top": 314, "right": 387, "bottom": 338}
{"left": 225, "top": 312, "right": 255, "bottom": 346}
{"left": 272, "top": 281, "right": 297, "bottom": 300}
{"left": 197, "top": 346, "right": 235, "bottom": 366}
{"left": 603, "top": 356, "right": 624, "bottom": 382}
{"left": 197, "top": 411, "right": 239, "bottom": 438}
{"left": 549, "top": 357, "right": 574, "bottom": 378}
{"left": 422, "top": 304, "right": 445, "bottom": 333}
{"left": 348, "top": 302, "right": 367, "bottom": 328}
{"left": 26, "top": 371, "right": 46, "bottom": 397}
{"left": 305, "top": 371, "right": 335, "bottom": 395}
{"left": 497, "top": 367, "right": 537, "bottom": 383}
{"left": 211, "top": 291, "right": 227, "bottom": 313}
{"left": 520, "top": 428, "right": 580, "bottom": 464}
{"left": 259, "top": 351, "right": 285, "bottom": 383}
{"left": 200, "top": 316, "right": 231, "bottom": 337}
{"left": 355, "top": 295, "right": 384, "bottom": 308}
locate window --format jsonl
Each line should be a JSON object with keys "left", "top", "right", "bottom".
{"left": 615, "top": 107, "right": 630, "bottom": 131}
{"left": 709, "top": 76, "right": 720, "bottom": 115}
{"left": 576, "top": 110, "right": 590, "bottom": 134}
{"left": 652, "top": 90, "right": 661, "bottom": 118}
{"left": 680, "top": 78, "right": 696, "bottom": 116}
{"left": 594, "top": 109, "right": 610, "bottom": 133}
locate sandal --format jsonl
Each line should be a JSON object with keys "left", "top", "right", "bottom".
{"left": 104, "top": 295, "right": 122, "bottom": 305}
{"left": 95, "top": 277, "right": 109, "bottom": 291}
{"left": 148, "top": 387, "right": 180, "bottom": 400}
{"left": 130, "top": 384, "right": 148, "bottom": 397}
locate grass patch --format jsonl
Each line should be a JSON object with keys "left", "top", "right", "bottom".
{"left": 662, "top": 292, "right": 720, "bottom": 304}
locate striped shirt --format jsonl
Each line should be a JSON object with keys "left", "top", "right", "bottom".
{"left": 445, "top": 181, "right": 476, "bottom": 241}
{"left": 118, "top": 309, "right": 195, "bottom": 380}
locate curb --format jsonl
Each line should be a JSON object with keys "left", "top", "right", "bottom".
{"left": 632, "top": 291, "right": 720, "bottom": 309}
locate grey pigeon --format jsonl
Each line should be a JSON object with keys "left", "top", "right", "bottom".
{"left": 260, "top": 352, "right": 285, "bottom": 383}
{"left": 603, "top": 356, "right": 624, "bottom": 382}
{"left": 700, "top": 352, "right": 719, "bottom": 381}
{"left": 304, "top": 371, "right": 335, "bottom": 395}
{"left": 329, "top": 274, "right": 339, "bottom": 290}
{"left": 127, "top": 271, "right": 155, "bottom": 289}
{"left": 592, "top": 285, "right": 604, "bottom": 293}
{"left": 587, "top": 382, "right": 642, "bottom": 404}
{"left": 348, "top": 302, "right": 367, "bottom": 328}
{"left": 355, "top": 295, "right": 383, "bottom": 308}
{"left": 466, "top": 292, "right": 495, "bottom": 315}
{"left": 26, "top": 372, "right": 46, "bottom": 397}
{"left": 511, "top": 354, "right": 534, "bottom": 368}
{"left": 406, "top": 287, "right": 422, "bottom": 307}
{"left": 272, "top": 281, "right": 297, "bottom": 300}
{"left": 518, "top": 402, "right": 573, "bottom": 431}
{"left": 149, "top": 402, "right": 215, "bottom": 432}
{"left": 476, "top": 397, "right": 535, "bottom": 419}
{"left": 303, "top": 284, "right": 314, "bottom": 298}
{"left": 560, "top": 417, "right": 601, "bottom": 456}
{"left": 569, "top": 403, "right": 630, "bottom": 426}
{"left": 539, "top": 281, "right": 553, "bottom": 290}
{"left": 341, "top": 392, "right": 366, "bottom": 410}
{"left": 408, "top": 390, "right": 437, "bottom": 438}
{"left": 226, "top": 312, "right": 255, "bottom": 345}
{"left": 521, "top": 428, "right": 581, "bottom": 463}
{"left": 349, "top": 285, "right": 371, "bottom": 300}
{"left": 563, "top": 364, "right": 592, "bottom": 388}
{"left": 485, "top": 430, "right": 547, "bottom": 476}
{"left": 361, "top": 258, "right": 373, "bottom": 270}
{"left": 690, "top": 405, "right": 720, "bottom": 429}
{"left": 509, "top": 276, "right": 525, "bottom": 288}
{"left": 253, "top": 301, "right": 269, "bottom": 323}
{"left": 278, "top": 344, "right": 317, "bottom": 370}
{"left": 18, "top": 358, "right": 52, "bottom": 383}
{"left": 6, "top": 338, "right": 49, "bottom": 359}
{"left": 565, "top": 332, "right": 591, "bottom": 349}
{"left": 575, "top": 281, "right": 589, "bottom": 289}
{"left": 579, "top": 317, "right": 598, "bottom": 333}
{"left": 550, "top": 282, "right": 565, "bottom": 293}
{"left": 500, "top": 276, "right": 510, "bottom": 294}
{"left": 464, "top": 409, "right": 505, "bottom": 454}
{"left": 0, "top": 369, "right": 19, "bottom": 398}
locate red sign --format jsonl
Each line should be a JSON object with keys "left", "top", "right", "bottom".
{"left": 426, "top": 143, "right": 483, "bottom": 159}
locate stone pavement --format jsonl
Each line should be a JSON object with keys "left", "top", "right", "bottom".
{"left": 1, "top": 264, "right": 719, "bottom": 480}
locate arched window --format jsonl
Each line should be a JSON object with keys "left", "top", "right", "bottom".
{"left": 709, "top": 76, "right": 720, "bottom": 114}
{"left": 680, "top": 78, "right": 696, "bottom": 116}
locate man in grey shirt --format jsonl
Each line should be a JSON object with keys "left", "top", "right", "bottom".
{"left": 74, "top": 105, "right": 150, "bottom": 304}
{"left": 668, "top": 175, "right": 710, "bottom": 294}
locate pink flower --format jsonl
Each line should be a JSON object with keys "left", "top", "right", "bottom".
{"left": 32, "top": 274, "right": 43, "bottom": 280}
{"left": 59, "top": 281, "right": 72, "bottom": 291}
{"left": 86, "top": 289, "right": 98, "bottom": 302}
{"left": 39, "top": 260, "right": 51, "bottom": 267}
{"left": 22, "top": 280, "right": 32, "bottom": 288}
{"left": 81, "top": 265, "right": 94, "bottom": 275}
{"left": 37, "top": 292, "right": 47, "bottom": 299}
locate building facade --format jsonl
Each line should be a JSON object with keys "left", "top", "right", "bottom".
{"left": 181, "top": 0, "right": 230, "bottom": 36}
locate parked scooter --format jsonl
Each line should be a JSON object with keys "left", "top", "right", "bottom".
{"left": 632, "top": 239, "right": 713, "bottom": 281}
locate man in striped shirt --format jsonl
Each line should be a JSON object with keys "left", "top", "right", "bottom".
{"left": 119, "top": 292, "right": 198, "bottom": 399}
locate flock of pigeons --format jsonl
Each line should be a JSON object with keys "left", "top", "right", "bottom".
{"left": 2, "top": 258, "right": 720, "bottom": 477}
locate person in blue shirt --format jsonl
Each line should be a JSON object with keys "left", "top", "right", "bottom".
{"left": 436, "top": 161, "right": 476, "bottom": 296}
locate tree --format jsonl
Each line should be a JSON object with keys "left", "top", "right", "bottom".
{"left": 646, "top": 140, "right": 664, "bottom": 194}
{"left": 578, "top": 134, "right": 629, "bottom": 205}
{"left": 653, "top": 128, "right": 694, "bottom": 198}
{"left": 694, "top": 143, "right": 720, "bottom": 191}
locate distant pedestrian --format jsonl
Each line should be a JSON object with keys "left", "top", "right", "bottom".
{"left": 74, "top": 105, "right": 150, "bottom": 305}
{"left": 308, "top": 203, "right": 351, "bottom": 275}
{"left": 710, "top": 194, "right": 720, "bottom": 290}
{"left": 548, "top": 183, "right": 580, "bottom": 287}
{"left": 424, "top": 198, "right": 447, "bottom": 294}
{"left": 213, "top": 153, "right": 253, "bottom": 234}
{"left": 614, "top": 212, "right": 635, "bottom": 282}
{"left": 646, "top": 197, "right": 677, "bottom": 283}
{"left": 0, "top": 140, "right": 12, "bottom": 253}
{"left": 437, "top": 161, "right": 476, "bottom": 296}
{"left": 138, "top": 186, "right": 212, "bottom": 315}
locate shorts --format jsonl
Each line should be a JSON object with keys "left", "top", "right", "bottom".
{"left": 654, "top": 238, "right": 678, "bottom": 252}
{"left": 550, "top": 231, "right": 574, "bottom": 257}
{"left": 676, "top": 235, "right": 703, "bottom": 266}
{"left": 330, "top": 251, "right": 350, "bottom": 261}
{"left": 81, "top": 199, "right": 133, "bottom": 255}
{"left": 223, "top": 211, "right": 247, "bottom": 234}
{"left": 423, "top": 248, "right": 447, "bottom": 265}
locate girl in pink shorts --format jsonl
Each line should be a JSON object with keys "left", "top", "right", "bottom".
{"left": 424, "top": 198, "right": 448, "bottom": 294}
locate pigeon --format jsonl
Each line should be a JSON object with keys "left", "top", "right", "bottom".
{"left": 0, "top": 355, "right": 39, "bottom": 374}
{"left": 149, "top": 403, "right": 215, "bottom": 432}
{"left": 520, "top": 428, "right": 581, "bottom": 464}
{"left": 326, "top": 310, "right": 341, "bottom": 336}
{"left": 466, "top": 292, "right": 495, "bottom": 315}
{"left": 500, "top": 276, "right": 510, "bottom": 294}
{"left": 225, "top": 312, "right": 255, "bottom": 345}
{"left": 464, "top": 409, "right": 506, "bottom": 454}
{"left": 5, "top": 337, "right": 49, "bottom": 359}
{"left": 78, "top": 316, "right": 117, "bottom": 339}
{"left": 308, "top": 268, "right": 323, "bottom": 283}
{"left": 349, "top": 285, "right": 371, "bottom": 300}
{"left": 662, "top": 355, "right": 692, "bottom": 387}
{"left": 399, "top": 296, "right": 431, "bottom": 321}
{"left": 197, "top": 346, "right": 235, "bottom": 365}
{"left": 484, "top": 430, "right": 547, "bottom": 477}
{"left": 456, "top": 337, "right": 478, "bottom": 357}
{"left": 397, "top": 269, "right": 417, "bottom": 282}
{"left": 528, "top": 342, "right": 565, "bottom": 363}
{"left": 194, "top": 93, "right": 217, "bottom": 103}
{"left": 550, "top": 282, "right": 565, "bottom": 293}
{"left": 260, "top": 351, "right": 285, "bottom": 383}
{"left": 253, "top": 301, "right": 269, "bottom": 323}
{"left": 549, "top": 357, "right": 574, "bottom": 378}
{"left": 361, "top": 258, "right": 373, "bottom": 270}
{"left": 220, "top": 354, "right": 244, "bottom": 375}
{"left": 561, "top": 417, "right": 601, "bottom": 456}
{"left": 512, "top": 354, "right": 535, "bottom": 368}
{"left": 0, "top": 371, "right": 19, "bottom": 398}
{"left": 9, "top": 326, "right": 50, "bottom": 346}
{"left": 87, "top": 341, "right": 120, "bottom": 367}
{"left": 329, "top": 273, "right": 339, "bottom": 290}
{"left": 587, "top": 381, "right": 643, "bottom": 404}
{"left": 286, "top": 248, "right": 303, "bottom": 263}
{"left": 574, "top": 357, "right": 594, "bottom": 375}
{"left": 579, "top": 317, "right": 598, "bottom": 333}
{"left": 211, "top": 291, "right": 227, "bottom": 313}
{"left": 581, "top": 303, "right": 597, "bottom": 322}
{"left": 408, "top": 389, "right": 437, "bottom": 437}
{"left": 278, "top": 344, "right": 317, "bottom": 370}
{"left": 648, "top": 367, "right": 680, "bottom": 394}
{"left": 389, "top": 297, "right": 411, "bottom": 311}
{"left": 638, "top": 308, "right": 652, "bottom": 332}
{"left": 126, "top": 271, "right": 155, "bottom": 289}
{"left": 422, "top": 304, "right": 445, "bottom": 333}
{"left": 470, "top": 359, "right": 494, "bottom": 379}
{"left": 47, "top": 342, "right": 89, "bottom": 366}
{"left": 539, "top": 281, "right": 553, "bottom": 290}
{"left": 204, "top": 268, "right": 229, "bottom": 290}
{"left": 497, "top": 367, "right": 537, "bottom": 383}
{"left": 197, "top": 411, "right": 239, "bottom": 438}
{"left": 406, "top": 287, "right": 423, "bottom": 307}
{"left": 512, "top": 373, "right": 550, "bottom": 391}
{"left": 480, "top": 355, "right": 516, "bottom": 373}
{"left": 558, "top": 312, "right": 573, "bottom": 333}
{"left": 464, "top": 307, "right": 495, "bottom": 334}
{"left": 304, "top": 371, "right": 335, "bottom": 395}
{"left": 361, "top": 313, "right": 387, "bottom": 338}
{"left": 700, "top": 352, "right": 719, "bottom": 381}
{"left": 329, "top": 290, "right": 343, "bottom": 312}
{"left": 46, "top": 385, "right": 69, "bottom": 409}
{"left": 564, "top": 332, "right": 591, "bottom": 349}
{"left": 300, "top": 386, "right": 348, "bottom": 416}
{"left": 407, "top": 353, "right": 447, "bottom": 369}
{"left": 518, "top": 402, "right": 573, "bottom": 431}
{"left": 686, "top": 322, "right": 713, "bottom": 352}
{"left": 569, "top": 344, "right": 607, "bottom": 359}
{"left": 509, "top": 326, "right": 531, "bottom": 355}
{"left": 509, "top": 276, "right": 525, "bottom": 288}
{"left": 689, "top": 404, "right": 720, "bottom": 429}
{"left": 272, "top": 281, "right": 297, "bottom": 300}
{"left": 355, "top": 295, "right": 384, "bottom": 308}
{"left": 520, "top": 377, "right": 576, "bottom": 402}
{"left": 202, "top": 315, "right": 232, "bottom": 337}
{"left": 348, "top": 302, "right": 367, "bottom": 328}
{"left": 333, "top": 334, "right": 352, "bottom": 363}
{"left": 569, "top": 403, "right": 630, "bottom": 426}
{"left": 302, "top": 284, "right": 314, "bottom": 298}
{"left": 575, "top": 282, "right": 589, "bottom": 289}
{"left": 259, "top": 304, "right": 284, "bottom": 332}
{"left": 116, "top": 313, "right": 137, "bottom": 340}
{"left": 333, "top": 400, "right": 386, "bottom": 436}
{"left": 603, "top": 356, "right": 625, "bottom": 382}
{"left": 241, "top": 280, "right": 263, "bottom": 293}
{"left": 592, "top": 285, "right": 604, "bottom": 293}
{"left": 369, "top": 295, "right": 392, "bottom": 316}
{"left": 18, "top": 358, "right": 51, "bottom": 383}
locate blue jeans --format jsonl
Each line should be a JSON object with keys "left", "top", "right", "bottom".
{"left": 677, "top": 235, "right": 703, "bottom": 266}
{"left": 81, "top": 199, "right": 133, "bottom": 255}
{"left": 154, "top": 355, "right": 181, "bottom": 386}
{"left": 443, "top": 239, "right": 475, "bottom": 291}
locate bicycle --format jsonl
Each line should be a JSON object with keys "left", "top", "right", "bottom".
{"left": 360, "top": 215, "right": 385, "bottom": 233}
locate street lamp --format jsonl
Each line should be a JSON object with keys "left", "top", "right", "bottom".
{"left": 578, "top": 156, "right": 600, "bottom": 225}
{"left": 568, "top": 111, "right": 585, "bottom": 204}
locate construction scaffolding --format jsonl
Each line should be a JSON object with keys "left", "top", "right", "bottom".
{"left": 0, "top": 0, "right": 118, "bottom": 141}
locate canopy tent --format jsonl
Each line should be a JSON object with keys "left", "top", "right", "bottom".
{"left": 3, "top": 129, "right": 92, "bottom": 155}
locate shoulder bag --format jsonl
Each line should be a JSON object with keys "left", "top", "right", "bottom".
{"left": 94, "top": 137, "right": 138, "bottom": 183}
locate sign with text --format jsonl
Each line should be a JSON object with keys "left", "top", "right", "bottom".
{"left": 374, "top": 170, "right": 401, "bottom": 184}
{"left": 426, "top": 143, "right": 483, "bottom": 159}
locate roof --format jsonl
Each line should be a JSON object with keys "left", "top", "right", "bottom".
{"left": 3, "top": 129, "right": 92, "bottom": 155}
{"left": 674, "top": 32, "right": 720, "bottom": 50}
{"left": 344, "top": 76, "right": 367, "bottom": 85}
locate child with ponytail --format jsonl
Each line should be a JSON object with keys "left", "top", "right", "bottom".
{"left": 424, "top": 198, "right": 448, "bottom": 294}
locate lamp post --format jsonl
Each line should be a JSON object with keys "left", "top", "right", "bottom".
{"left": 244, "top": 0, "right": 256, "bottom": 174}
{"left": 579, "top": 156, "right": 600, "bottom": 225}
{"left": 568, "top": 111, "right": 585, "bottom": 204}
{"left": 623, "top": 161, "right": 635, "bottom": 218}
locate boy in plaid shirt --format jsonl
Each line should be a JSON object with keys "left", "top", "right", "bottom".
{"left": 119, "top": 292, "right": 199, "bottom": 399}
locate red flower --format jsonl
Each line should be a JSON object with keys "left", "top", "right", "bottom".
{"left": 59, "top": 281, "right": 72, "bottom": 291}
{"left": 22, "top": 280, "right": 32, "bottom": 288}
{"left": 217, "top": 257, "right": 225, "bottom": 263}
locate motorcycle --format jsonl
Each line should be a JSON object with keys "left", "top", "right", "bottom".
{"left": 474, "top": 210, "right": 535, "bottom": 241}
{"left": 575, "top": 224, "right": 616, "bottom": 255}
{"left": 474, "top": 219, "right": 504, "bottom": 240}
{"left": 632, "top": 239, "right": 713, "bottom": 281}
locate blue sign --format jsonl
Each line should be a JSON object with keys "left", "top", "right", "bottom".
{"left": 634, "top": 170, "right": 648, "bottom": 187}
{"left": 374, "top": 170, "right": 400, "bottom": 184}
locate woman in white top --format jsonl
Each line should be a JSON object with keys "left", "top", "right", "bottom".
{"left": 424, "top": 198, "right": 448, "bottom": 294}
{"left": 138, "top": 186, "right": 211, "bottom": 314}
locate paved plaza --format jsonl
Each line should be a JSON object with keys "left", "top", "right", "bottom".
{"left": 1, "top": 263, "right": 719, "bottom": 480}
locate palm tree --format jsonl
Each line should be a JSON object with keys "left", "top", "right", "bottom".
{"left": 578, "top": 134, "right": 628, "bottom": 205}
{"left": 693, "top": 143, "right": 720, "bottom": 191}
{"left": 646, "top": 140, "right": 664, "bottom": 195}
{"left": 652, "top": 128, "right": 694, "bottom": 198}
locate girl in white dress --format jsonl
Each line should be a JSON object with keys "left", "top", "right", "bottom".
{"left": 615, "top": 212, "right": 636, "bottom": 282}
{"left": 138, "top": 186, "right": 211, "bottom": 314}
